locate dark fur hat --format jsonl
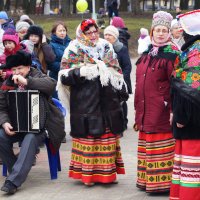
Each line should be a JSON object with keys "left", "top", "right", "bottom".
{"left": 23, "top": 25, "right": 43, "bottom": 41}
{"left": 5, "top": 50, "right": 32, "bottom": 69}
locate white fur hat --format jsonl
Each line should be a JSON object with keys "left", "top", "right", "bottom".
{"left": 104, "top": 25, "right": 119, "bottom": 39}
{"left": 171, "top": 19, "right": 179, "bottom": 29}
{"left": 140, "top": 28, "right": 149, "bottom": 36}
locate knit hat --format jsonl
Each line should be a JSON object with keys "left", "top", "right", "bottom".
{"left": 20, "top": 14, "right": 30, "bottom": 21}
{"left": 16, "top": 21, "right": 30, "bottom": 32}
{"left": 178, "top": 9, "right": 200, "bottom": 36}
{"left": 152, "top": 11, "right": 173, "bottom": 29}
{"left": 2, "top": 28, "right": 20, "bottom": 46}
{"left": 20, "top": 40, "right": 34, "bottom": 53}
{"left": 5, "top": 50, "right": 32, "bottom": 69}
{"left": 140, "top": 28, "right": 149, "bottom": 36}
{"left": 19, "top": 14, "right": 34, "bottom": 25}
{"left": 0, "top": 11, "right": 8, "bottom": 20}
{"left": 110, "top": 17, "right": 125, "bottom": 28}
{"left": 24, "top": 25, "right": 43, "bottom": 41}
{"left": 104, "top": 25, "right": 119, "bottom": 39}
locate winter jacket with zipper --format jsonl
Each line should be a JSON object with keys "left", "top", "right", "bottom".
{"left": 48, "top": 34, "right": 71, "bottom": 81}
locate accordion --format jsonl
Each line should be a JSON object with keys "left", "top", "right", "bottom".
{"left": 8, "top": 90, "right": 46, "bottom": 133}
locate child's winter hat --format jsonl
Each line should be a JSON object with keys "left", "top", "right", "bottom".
{"left": 152, "top": 11, "right": 173, "bottom": 29}
{"left": 0, "top": 11, "right": 8, "bottom": 20}
{"left": 16, "top": 21, "right": 30, "bottom": 32}
{"left": 2, "top": 28, "right": 20, "bottom": 46}
{"left": 140, "top": 28, "right": 149, "bottom": 36}
{"left": 110, "top": 17, "right": 125, "bottom": 28}
{"left": 104, "top": 25, "right": 119, "bottom": 39}
{"left": 24, "top": 25, "right": 43, "bottom": 41}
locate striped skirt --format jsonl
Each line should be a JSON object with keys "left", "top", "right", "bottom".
{"left": 69, "top": 132, "right": 125, "bottom": 184}
{"left": 170, "top": 139, "right": 200, "bottom": 200}
{"left": 137, "top": 131, "right": 175, "bottom": 193}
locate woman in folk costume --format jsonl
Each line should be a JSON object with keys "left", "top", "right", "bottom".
{"left": 170, "top": 10, "right": 200, "bottom": 200}
{"left": 57, "top": 19, "right": 127, "bottom": 186}
{"left": 134, "top": 11, "right": 180, "bottom": 193}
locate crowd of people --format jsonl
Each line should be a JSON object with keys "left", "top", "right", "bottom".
{"left": 0, "top": 6, "right": 199, "bottom": 200}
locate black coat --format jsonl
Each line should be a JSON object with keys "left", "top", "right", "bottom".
{"left": 61, "top": 68, "right": 125, "bottom": 138}
{"left": 114, "top": 44, "right": 132, "bottom": 94}
{"left": 118, "top": 28, "right": 131, "bottom": 49}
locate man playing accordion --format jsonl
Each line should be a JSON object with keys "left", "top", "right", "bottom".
{"left": 0, "top": 51, "right": 58, "bottom": 194}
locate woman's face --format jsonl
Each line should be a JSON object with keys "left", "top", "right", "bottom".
{"left": 171, "top": 25, "right": 182, "bottom": 39}
{"left": 18, "top": 28, "right": 28, "bottom": 40}
{"left": 153, "top": 25, "right": 169, "bottom": 44}
{"left": 29, "top": 34, "right": 40, "bottom": 44}
{"left": 55, "top": 24, "right": 67, "bottom": 39}
{"left": 104, "top": 34, "right": 116, "bottom": 44}
{"left": 84, "top": 26, "right": 99, "bottom": 44}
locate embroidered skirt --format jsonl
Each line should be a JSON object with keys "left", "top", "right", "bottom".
{"left": 69, "top": 132, "right": 125, "bottom": 184}
{"left": 137, "top": 131, "right": 175, "bottom": 193}
{"left": 170, "top": 139, "right": 200, "bottom": 200}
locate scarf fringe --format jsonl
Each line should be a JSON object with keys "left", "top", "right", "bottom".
{"left": 56, "top": 62, "right": 126, "bottom": 112}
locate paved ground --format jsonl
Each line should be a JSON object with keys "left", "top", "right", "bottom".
{"left": 0, "top": 59, "right": 169, "bottom": 200}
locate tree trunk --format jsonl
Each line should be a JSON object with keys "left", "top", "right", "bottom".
{"left": 170, "top": 0, "right": 175, "bottom": 10}
{"left": 152, "top": 0, "right": 156, "bottom": 11}
{"left": 61, "top": 0, "right": 71, "bottom": 16}
{"left": 22, "top": 0, "right": 29, "bottom": 13}
{"left": 131, "top": 0, "right": 141, "bottom": 15}
{"left": 194, "top": 0, "right": 200, "bottom": 9}
{"left": 180, "top": 0, "right": 189, "bottom": 10}
{"left": 0, "top": 0, "right": 4, "bottom": 10}
{"left": 4, "top": 0, "right": 10, "bottom": 11}
{"left": 29, "top": 0, "right": 37, "bottom": 14}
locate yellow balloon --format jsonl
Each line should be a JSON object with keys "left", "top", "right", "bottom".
{"left": 76, "top": 0, "right": 88, "bottom": 12}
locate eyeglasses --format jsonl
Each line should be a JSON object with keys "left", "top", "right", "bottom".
{"left": 153, "top": 29, "right": 169, "bottom": 34}
{"left": 84, "top": 30, "right": 99, "bottom": 36}
{"left": 19, "top": 30, "right": 27, "bottom": 34}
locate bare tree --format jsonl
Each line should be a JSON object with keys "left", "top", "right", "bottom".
{"left": 131, "top": 0, "right": 141, "bottom": 14}
{"left": 0, "top": 0, "right": 4, "bottom": 10}
{"left": 194, "top": 0, "right": 200, "bottom": 9}
{"left": 180, "top": 0, "right": 189, "bottom": 10}
{"left": 152, "top": 0, "right": 156, "bottom": 11}
{"left": 170, "top": 0, "right": 175, "bottom": 10}
{"left": 61, "top": 0, "right": 71, "bottom": 16}
{"left": 29, "top": 0, "right": 37, "bottom": 14}
{"left": 22, "top": 0, "right": 29, "bottom": 13}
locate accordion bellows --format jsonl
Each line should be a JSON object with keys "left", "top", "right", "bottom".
{"left": 8, "top": 90, "right": 47, "bottom": 133}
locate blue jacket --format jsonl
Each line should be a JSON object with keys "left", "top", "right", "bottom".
{"left": 48, "top": 34, "right": 71, "bottom": 81}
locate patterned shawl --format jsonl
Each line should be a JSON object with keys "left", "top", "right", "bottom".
{"left": 56, "top": 24, "right": 126, "bottom": 111}
{"left": 172, "top": 37, "right": 200, "bottom": 106}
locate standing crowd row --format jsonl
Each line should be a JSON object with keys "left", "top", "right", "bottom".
{"left": 0, "top": 8, "right": 199, "bottom": 200}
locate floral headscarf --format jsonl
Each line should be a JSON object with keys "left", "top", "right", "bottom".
{"left": 76, "top": 18, "right": 99, "bottom": 47}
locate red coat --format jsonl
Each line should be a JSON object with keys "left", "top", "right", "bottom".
{"left": 134, "top": 45, "right": 179, "bottom": 133}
